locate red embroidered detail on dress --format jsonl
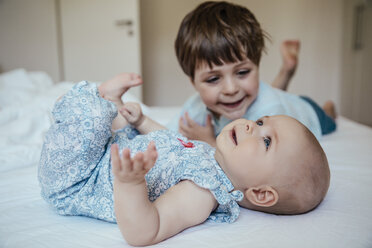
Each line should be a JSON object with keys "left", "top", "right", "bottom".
{"left": 177, "top": 138, "right": 194, "bottom": 148}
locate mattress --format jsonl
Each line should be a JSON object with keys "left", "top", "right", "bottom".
{"left": 1, "top": 69, "right": 371, "bottom": 247}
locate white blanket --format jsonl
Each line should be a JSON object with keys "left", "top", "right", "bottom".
{"left": 1, "top": 69, "right": 371, "bottom": 248}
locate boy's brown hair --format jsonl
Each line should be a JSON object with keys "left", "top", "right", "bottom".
{"left": 175, "top": 1, "right": 267, "bottom": 81}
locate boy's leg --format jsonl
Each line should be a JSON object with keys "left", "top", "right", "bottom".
{"left": 271, "top": 40, "right": 300, "bottom": 91}
{"left": 322, "top": 100, "right": 337, "bottom": 120}
{"left": 300, "top": 96, "right": 337, "bottom": 135}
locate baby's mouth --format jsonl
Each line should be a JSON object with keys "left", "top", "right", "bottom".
{"left": 231, "top": 128, "right": 237, "bottom": 145}
{"left": 220, "top": 97, "right": 245, "bottom": 108}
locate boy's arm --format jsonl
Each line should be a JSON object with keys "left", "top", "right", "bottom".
{"left": 111, "top": 144, "right": 217, "bottom": 246}
{"left": 179, "top": 112, "right": 216, "bottom": 147}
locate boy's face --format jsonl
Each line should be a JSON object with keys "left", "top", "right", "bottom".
{"left": 214, "top": 115, "right": 306, "bottom": 190}
{"left": 192, "top": 59, "right": 259, "bottom": 120}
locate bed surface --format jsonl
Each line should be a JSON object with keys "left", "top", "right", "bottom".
{"left": 1, "top": 69, "right": 372, "bottom": 247}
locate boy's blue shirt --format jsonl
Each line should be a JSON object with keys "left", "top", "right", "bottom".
{"left": 167, "top": 81, "right": 322, "bottom": 140}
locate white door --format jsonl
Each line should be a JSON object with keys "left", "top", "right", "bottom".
{"left": 60, "top": 0, "right": 142, "bottom": 100}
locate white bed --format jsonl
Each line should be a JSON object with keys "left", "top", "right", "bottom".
{"left": 1, "top": 69, "right": 371, "bottom": 248}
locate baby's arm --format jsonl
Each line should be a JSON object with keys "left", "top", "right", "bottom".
{"left": 178, "top": 112, "right": 216, "bottom": 147}
{"left": 119, "top": 102, "right": 166, "bottom": 134}
{"left": 111, "top": 144, "right": 217, "bottom": 246}
{"left": 98, "top": 73, "right": 143, "bottom": 130}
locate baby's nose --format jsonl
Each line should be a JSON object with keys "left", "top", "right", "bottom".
{"left": 245, "top": 120, "right": 255, "bottom": 133}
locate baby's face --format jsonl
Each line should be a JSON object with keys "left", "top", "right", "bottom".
{"left": 192, "top": 58, "right": 259, "bottom": 120}
{"left": 214, "top": 115, "right": 306, "bottom": 190}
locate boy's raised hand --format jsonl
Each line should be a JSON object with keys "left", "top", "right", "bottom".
{"left": 179, "top": 112, "right": 216, "bottom": 147}
{"left": 99, "top": 73, "right": 143, "bottom": 105}
{"left": 111, "top": 142, "right": 157, "bottom": 185}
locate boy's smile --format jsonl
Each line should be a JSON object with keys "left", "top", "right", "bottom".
{"left": 192, "top": 59, "right": 259, "bottom": 120}
{"left": 218, "top": 95, "right": 249, "bottom": 113}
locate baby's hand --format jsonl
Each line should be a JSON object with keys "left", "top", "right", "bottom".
{"left": 119, "top": 102, "right": 144, "bottom": 127}
{"left": 111, "top": 142, "right": 157, "bottom": 185}
{"left": 99, "top": 73, "right": 143, "bottom": 105}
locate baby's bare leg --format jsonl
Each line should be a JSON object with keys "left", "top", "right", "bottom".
{"left": 99, "top": 73, "right": 143, "bottom": 106}
{"left": 98, "top": 73, "right": 143, "bottom": 130}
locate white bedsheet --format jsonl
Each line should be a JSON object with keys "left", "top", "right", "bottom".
{"left": 1, "top": 69, "right": 372, "bottom": 247}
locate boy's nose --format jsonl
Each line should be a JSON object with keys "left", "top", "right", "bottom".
{"left": 222, "top": 79, "right": 239, "bottom": 95}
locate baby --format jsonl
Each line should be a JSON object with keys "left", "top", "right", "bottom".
{"left": 38, "top": 74, "right": 330, "bottom": 246}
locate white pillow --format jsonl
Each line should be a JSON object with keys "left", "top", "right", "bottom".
{"left": 0, "top": 69, "right": 34, "bottom": 90}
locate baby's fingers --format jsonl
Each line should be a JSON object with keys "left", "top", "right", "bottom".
{"left": 119, "top": 107, "right": 131, "bottom": 119}
{"left": 111, "top": 144, "right": 133, "bottom": 177}
{"left": 132, "top": 152, "right": 146, "bottom": 174}
{"left": 111, "top": 144, "right": 121, "bottom": 175}
{"left": 120, "top": 148, "right": 132, "bottom": 174}
{"left": 144, "top": 142, "right": 158, "bottom": 171}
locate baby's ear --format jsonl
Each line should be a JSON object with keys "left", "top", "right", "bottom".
{"left": 244, "top": 186, "right": 279, "bottom": 207}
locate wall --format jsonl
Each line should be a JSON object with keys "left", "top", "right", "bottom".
{"left": 340, "top": 0, "right": 372, "bottom": 127}
{"left": 0, "top": 0, "right": 60, "bottom": 82}
{"left": 140, "top": 0, "right": 344, "bottom": 110}
{"left": 0, "top": 0, "right": 356, "bottom": 122}
{"left": 140, "top": 0, "right": 200, "bottom": 106}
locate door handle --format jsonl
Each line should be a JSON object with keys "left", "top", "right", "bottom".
{"left": 115, "top": 19, "right": 133, "bottom": 26}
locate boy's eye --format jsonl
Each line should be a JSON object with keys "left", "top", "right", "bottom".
{"left": 237, "top": 69, "right": 251, "bottom": 76}
{"left": 264, "top": 137, "right": 271, "bottom": 150}
{"left": 256, "top": 120, "right": 263, "bottom": 126}
{"left": 205, "top": 76, "right": 219, "bottom": 83}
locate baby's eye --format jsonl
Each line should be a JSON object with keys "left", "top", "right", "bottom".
{"left": 205, "top": 76, "right": 219, "bottom": 83}
{"left": 256, "top": 119, "right": 263, "bottom": 126}
{"left": 264, "top": 137, "right": 271, "bottom": 150}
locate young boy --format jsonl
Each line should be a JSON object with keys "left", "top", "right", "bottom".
{"left": 38, "top": 73, "right": 330, "bottom": 246}
{"left": 167, "top": 1, "right": 336, "bottom": 146}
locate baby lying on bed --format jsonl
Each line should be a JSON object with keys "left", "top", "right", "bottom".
{"left": 38, "top": 73, "right": 330, "bottom": 246}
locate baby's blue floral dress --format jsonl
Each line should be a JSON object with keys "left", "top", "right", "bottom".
{"left": 38, "top": 81, "right": 243, "bottom": 224}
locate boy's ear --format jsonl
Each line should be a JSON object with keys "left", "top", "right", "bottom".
{"left": 244, "top": 186, "right": 279, "bottom": 207}
{"left": 189, "top": 77, "right": 195, "bottom": 85}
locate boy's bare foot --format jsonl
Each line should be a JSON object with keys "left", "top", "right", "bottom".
{"left": 271, "top": 40, "right": 300, "bottom": 91}
{"left": 323, "top": 100, "right": 337, "bottom": 119}
{"left": 281, "top": 40, "right": 300, "bottom": 74}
